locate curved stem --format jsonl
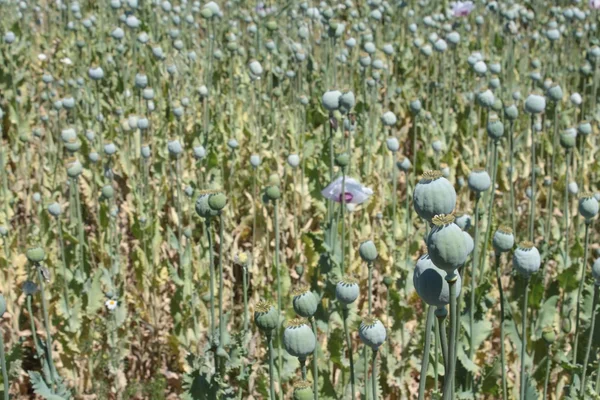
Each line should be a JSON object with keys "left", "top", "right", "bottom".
{"left": 495, "top": 253, "right": 508, "bottom": 400}
{"left": 580, "top": 284, "right": 598, "bottom": 395}
{"left": 509, "top": 121, "right": 516, "bottom": 233}
{"left": 342, "top": 307, "right": 356, "bottom": 400}
{"left": 574, "top": 222, "right": 591, "bottom": 364}
{"left": 418, "top": 306, "right": 435, "bottom": 400}
{"left": 310, "top": 317, "right": 319, "bottom": 400}
{"left": 520, "top": 279, "right": 530, "bottom": 400}
{"left": 442, "top": 275, "right": 457, "bottom": 400}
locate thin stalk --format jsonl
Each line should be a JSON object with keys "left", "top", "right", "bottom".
{"left": 442, "top": 274, "right": 457, "bottom": 400}
{"left": 519, "top": 279, "right": 530, "bottom": 400}
{"left": 301, "top": 358, "right": 307, "bottom": 380}
{"left": 175, "top": 158, "right": 184, "bottom": 274}
{"left": 564, "top": 150, "right": 571, "bottom": 270}
{"left": 26, "top": 295, "right": 43, "bottom": 358}
{"left": 391, "top": 151, "right": 397, "bottom": 241}
{"left": 243, "top": 265, "right": 249, "bottom": 335}
{"left": 342, "top": 307, "right": 356, "bottom": 400}
{"left": 218, "top": 212, "right": 225, "bottom": 355}
{"left": 469, "top": 195, "right": 481, "bottom": 374}
{"left": 37, "top": 266, "right": 57, "bottom": 391}
{"left": 310, "top": 317, "right": 319, "bottom": 400}
{"left": 495, "top": 253, "right": 508, "bottom": 400}
{"left": 543, "top": 347, "right": 551, "bottom": 400}
{"left": 529, "top": 116, "right": 536, "bottom": 242}
{"left": 545, "top": 105, "right": 559, "bottom": 239}
{"left": 437, "top": 310, "right": 448, "bottom": 373}
{"left": 341, "top": 172, "right": 346, "bottom": 275}
{"left": 418, "top": 306, "right": 435, "bottom": 400}
{"left": 509, "top": 121, "right": 516, "bottom": 233}
{"left": 434, "top": 318, "right": 439, "bottom": 389}
{"left": 56, "top": 218, "right": 70, "bottom": 317}
{"left": 205, "top": 219, "right": 216, "bottom": 367}
{"left": 72, "top": 178, "right": 85, "bottom": 272}
{"left": 274, "top": 199, "right": 282, "bottom": 390}
{"left": 0, "top": 319, "right": 8, "bottom": 400}
{"left": 267, "top": 334, "right": 276, "bottom": 400}
{"left": 479, "top": 141, "right": 499, "bottom": 279}
{"left": 573, "top": 221, "right": 591, "bottom": 364}
{"left": 580, "top": 283, "right": 599, "bottom": 394}
{"left": 371, "top": 350, "right": 379, "bottom": 400}
{"left": 368, "top": 263, "right": 373, "bottom": 314}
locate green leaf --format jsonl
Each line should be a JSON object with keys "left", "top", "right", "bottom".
{"left": 28, "top": 371, "right": 67, "bottom": 400}
{"left": 534, "top": 295, "right": 559, "bottom": 339}
{"left": 85, "top": 271, "right": 104, "bottom": 315}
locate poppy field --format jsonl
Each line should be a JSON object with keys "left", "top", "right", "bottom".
{"left": 1, "top": 0, "right": 600, "bottom": 399}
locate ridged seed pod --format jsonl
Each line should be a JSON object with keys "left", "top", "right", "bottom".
{"left": 468, "top": 168, "right": 491, "bottom": 194}
{"left": 335, "top": 276, "right": 359, "bottom": 305}
{"left": 513, "top": 241, "right": 541, "bottom": 277}
{"left": 358, "top": 317, "right": 387, "bottom": 350}
{"left": 359, "top": 240, "right": 378, "bottom": 262}
{"left": 292, "top": 380, "right": 314, "bottom": 400}
{"left": 414, "top": 171, "right": 456, "bottom": 222}
{"left": 254, "top": 301, "right": 279, "bottom": 333}
{"left": 560, "top": 128, "right": 577, "bottom": 149}
{"left": 26, "top": 247, "right": 46, "bottom": 263}
{"left": 455, "top": 213, "right": 472, "bottom": 231}
{"left": 195, "top": 194, "right": 218, "bottom": 219}
{"left": 426, "top": 214, "right": 469, "bottom": 273}
{"left": 283, "top": 318, "right": 316, "bottom": 359}
{"left": 578, "top": 193, "right": 599, "bottom": 221}
{"left": 292, "top": 286, "right": 318, "bottom": 318}
{"left": 493, "top": 226, "right": 515, "bottom": 253}
{"left": 413, "top": 254, "right": 462, "bottom": 307}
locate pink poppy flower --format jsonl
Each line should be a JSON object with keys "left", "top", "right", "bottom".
{"left": 321, "top": 177, "right": 373, "bottom": 205}
{"left": 591, "top": 0, "right": 600, "bottom": 9}
{"left": 453, "top": 1, "right": 475, "bottom": 17}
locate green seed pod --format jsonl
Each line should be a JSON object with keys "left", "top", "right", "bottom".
{"left": 476, "top": 89, "right": 495, "bottom": 108}
{"left": 486, "top": 114, "right": 504, "bottom": 140}
{"left": 396, "top": 155, "right": 411, "bottom": 172}
{"left": 414, "top": 171, "right": 457, "bottom": 222}
{"left": 578, "top": 121, "right": 592, "bottom": 136}
{"left": 335, "top": 276, "right": 359, "bottom": 305}
{"left": 266, "top": 20, "right": 278, "bottom": 31}
{"left": 254, "top": 301, "right": 279, "bottom": 333}
{"left": 64, "top": 138, "right": 82, "bottom": 153}
{"left": 409, "top": 99, "right": 422, "bottom": 115}
{"left": 48, "top": 202, "right": 61, "bottom": 217}
{"left": 560, "top": 128, "right": 577, "bottom": 149}
{"left": 504, "top": 103, "right": 519, "bottom": 121}
{"left": 268, "top": 174, "right": 280, "bottom": 186}
{"left": 578, "top": 193, "right": 599, "bottom": 220}
{"left": 26, "top": 247, "right": 46, "bottom": 263}
{"left": 208, "top": 193, "right": 227, "bottom": 211}
{"left": 265, "top": 185, "right": 281, "bottom": 201}
{"left": 66, "top": 159, "right": 83, "bottom": 178}
{"left": 292, "top": 286, "right": 319, "bottom": 318}
{"left": 381, "top": 111, "right": 397, "bottom": 126}
{"left": 512, "top": 241, "right": 541, "bottom": 277}
{"left": 335, "top": 153, "right": 350, "bottom": 167}
{"left": 22, "top": 280, "right": 38, "bottom": 296}
{"left": 195, "top": 194, "right": 219, "bottom": 219}
{"left": 358, "top": 316, "right": 386, "bottom": 350}
{"left": 493, "top": 226, "right": 514, "bottom": 253}
{"left": 524, "top": 93, "right": 546, "bottom": 114}
{"left": 295, "top": 265, "right": 304, "bottom": 277}
{"left": 455, "top": 213, "right": 472, "bottom": 231}
{"left": 468, "top": 167, "right": 491, "bottom": 194}
{"left": 101, "top": 185, "right": 114, "bottom": 199}
{"left": 359, "top": 240, "right": 378, "bottom": 262}
{"left": 383, "top": 276, "right": 394, "bottom": 288}
{"left": 426, "top": 214, "right": 469, "bottom": 273}
{"left": 592, "top": 258, "right": 600, "bottom": 285}
{"left": 283, "top": 318, "right": 316, "bottom": 359}
{"left": 413, "top": 253, "right": 462, "bottom": 307}
{"left": 292, "top": 380, "right": 314, "bottom": 400}
{"left": 542, "top": 327, "right": 555, "bottom": 345}
{"left": 561, "top": 316, "right": 572, "bottom": 334}
{"left": 322, "top": 90, "right": 342, "bottom": 111}
{"left": 547, "top": 84, "right": 563, "bottom": 102}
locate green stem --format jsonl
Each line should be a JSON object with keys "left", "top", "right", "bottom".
{"left": 495, "top": 254, "right": 508, "bottom": 400}
{"left": 509, "top": 121, "right": 516, "bottom": 233}
{"left": 243, "top": 265, "right": 248, "bottom": 334}
{"left": 56, "top": 218, "right": 70, "bottom": 317}
{"left": 580, "top": 284, "right": 599, "bottom": 395}
{"left": 340, "top": 172, "right": 346, "bottom": 276}
{"left": 0, "top": 319, "right": 8, "bottom": 400}
{"left": 175, "top": 158, "right": 184, "bottom": 274}
{"left": 418, "top": 305, "right": 435, "bottom": 400}
{"left": 342, "top": 307, "right": 356, "bottom": 400}
{"left": 37, "top": 266, "right": 56, "bottom": 391}
{"left": 27, "top": 295, "right": 43, "bottom": 358}
{"left": 301, "top": 358, "right": 307, "bottom": 380}
{"left": 529, "top": 116, "right": 536, "bottom": 242}
{"left": 543, "top": 347, "right": 551, "bottom": 400}
{"left": 545, "top": 105, "right": 559, "bottom": 240}
{"left": 267, "top": 334, "right": 276, "bottom": 400}
{"left": 205, "top": 219, "right": 216, "bottom": 364}
{"left": 368, "top": 264, "right": 373, "bottom": 314}
{"left": 479, "top": 141, "right": 498, "bottom": 279}
{"left": 564, "top": 150, "right": 571, "bottom": 270}
{"left": 311, "top": 317, "right": 319, "bottom": 400}
{"left": 436, "top": 308, "right": 448, "bottom": 374}
{"left": 391, "top": 151, "right": 397, "bottom": 241}
{"left": 274, "top": 199, "right": 282, "bottom": 393}
{"left": 371, "top": 350, "right": 378, "bottom": 400}
{"left": 218, "top": 212, "right": 225, "bottom": 353}
{"left": 73, "top": 178, "right": 85, "bottom": 273}
{"left": 520, "top": 279, "right": 530, "bottom": 400}
{"left": 469, "top": 195, "right": 480, "bottom": 374}
{"left": 574, "top": 221, "right": 591, "bottom": 364}
{"left": 442, "top": 274, "right": 457, "bottom": 400}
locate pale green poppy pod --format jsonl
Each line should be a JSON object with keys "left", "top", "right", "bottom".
{"left": 463, "top": 232, "right": 474, "bottom": 255}
{"left": 560, "top": 128, "right": 577, "bottom": 149}
{"left": 48, "top": 202, "right": 61, "bottom": 217}
{"left": 525, "top": 94, "right": 546, "bottom": 114}
{"left": 292, "top": 286, "right": 318, "bottom": 318}
{"left": 386, "top": 137, "right": 400, "bottom": 152}
{"left": 254, "top": 301, "right": 279, "bottom": 333}
{"left": 578, "top": 193, "right": 599, "bottom": 220}
{"left": 493, "top": 226, "right": 514, "bottom": 253}
{"left": 359, "top": 240, "right": 378, "bottom": 262}
{"left": 195, "top": 194, "right": 219, "bottom": 219}
{"left": 414, "top": 171, "right": 457, "bottom": 222}
{"left": 208, "top": 193, "right": 227, "bottom": 211}
{"left": 381, "top": 111, "right": 397, "bottom": 126}
{"left": 26, "top": 247, "right": 46, "bottom": 263}
{"left": 66, "top": 159, "right": 83, "bottom": 178}
{"left": 592, "top": 258, "right": 600, "bottom": 285}
{"left": 547, "top": 84, "right": 563, "bottom": 102}
{"left": 413, "top": 254, "right": 462, "bottom": 307}
{"left": 468, "top": 168, "right": 491, "bottom": 194}
{"left": 476, "top": 89, "right": 495, "bottom": 108}
{"left": 409, "top": 99, "right": 422, "bottom": 115}
{"left": 578, "top": 121, "right": 592, "bottom": 136}
{"left": 358, "top": 317, "right": 386, "bottom": 350}
{"left": 284, "top": 318, "right": 316, "bottom": 359}
{"left": 322, "top": 90, "right": 342, "bottom": 111}
{"left": 396, "top": 156, "right": 411, "bottom": 172}
{"left": 455, "top": 213, "right": 472, "bottom": 231}
{"left": 293, "top": 380, "right": 314, "bottom": 400}
{"left": 504, "top": 104, "right": 519, "bottom": 121}
{"left": 426, "top": 214, "right": 469, "bottom": 273}
{"left": 339, "top": 90, "right": 355, "bottom": 113}
{"left": 486, "top": 114, "right": 504, "bottom": 140}
{"left": 513, "top": 241, "right": 541, "bottom": 277}
{"left": 335, "top": 277, "right": 359, "bottom": 305}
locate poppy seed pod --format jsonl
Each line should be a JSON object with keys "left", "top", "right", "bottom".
{"left": 254, "top": 301, "right": 279, "bottom": 333}
{"left": 250, "top": 154, "right": 261, "bottom": 168}
{"left": 265, "top": 185, "right": 281, "bottom": 201}
{"left": 426, "top": 214, "right": 469, "bottom": 273}
{"left": 88, "top": 66, "right": 104, "bottom": 80}
{"left": 141, "top": 145, "right": 151, "bottom": 159}
{"left": 396, "top": 156, "right": 411, "bottom": 172}
{"left": 381, "top": 111, "right": 397, "bottom": 126}
{"left": 569, "top": 182, "right": 579, "bottom": 195}
{"left": 476, "top": 89, "right": 495, "bottom": 108}
{"left": 560, "top": 128, "right": 577, "bottom": 149}
{"left": 570, "top": 92, "right": 582, "bottom": 106}
{"left": 195, "top": 194, "right": 218, "bottom": 219}
{"left": 524, "top": 94, "right": 546, "bottom": 114}
{"left": 413, "top": 254, "right": 462, "bottom": 307}
{"left": 592, "top": 258, "right": 600, "bottom": 285}
{"left": 513, "top": 241, "right": 541, "bottom": 277}
{"left": 335, "top": 277, "right": 359, "bottom": 305}
{"left": 468, "top": 168, "right": 492, "bottom": 194}
{"left": 292, "top": 286, "right": 319, "bottom": 318}
{"left": 104, "top": 143, "right": 117, "bottom": 156}
{"left": 578, "top": 121, "right": 592, "bottom": 136}
{"left": 227, "top": 139, "right": 239, "bottom": 150}
{"left": 547, "top": 84, "right": 563, "bottom": 102}
{"left": 335, "top": 153, "right": 349, "bottom": 168}
{"left": 66, "top": 159, "right": 83, "bottom": 178}
{"left": 283, "top": 318, "right": 316, "bottom": 359}
{"left": 414, "top": 171, "right": 457, "bottom": 222}
{"left": 208, "top": 193, "right": 227, "bottom": 211}
{"left": 359, "top": 240, "right": 378, "bottom": 262}
{"left": 503, "top": 104, "right": 518, "bottom": 121}
{"left": 339, "top": 90, "right": 355, "bottom": 113}
{"left": 486, "top": 114, "right": 504, "bottom": 140}
{"left": 578, "top": 193, "right": 599, "bottom": 220}
{"left": 48, "top": 202, "right": 61, "bottom": 217}
{"left": 455, "top": 214, "right": 472, "bottom": 231}
{"left": 358, "top": 317, "right": 387, "bottom": 350}
{"left": 101, "top": 184, "right": 114, "bottom": 200}
{"left": 248, "top": 60, "right": 263, "bottom": 77}
{"left": 287, "top": 154, "right": 300, "bottom": 168}
{"left": 386, "top": 137, "right": 400, "bottom": 152}
{"left": 64, "top": 139, "right": 82, "bottom": 153}
{"left": 167, "top": 140, "right": 183, "bottom": 156}
{"left": 493, "top": 226, "right": 514, "bottom": 253}
{"left": 26, "top": 247, "right": 46, "bottom": 263}
{"left": 322, "top": 90, "right": 342, "bottom": 111}
{"left": 293, "top": 380, "right": 314, "bottom": 400}
{"left": 463, "top": 231, "right": 474, "bottom": 255}
{"left": 473, "top": 60, "right": 487, "bottom": 75}
{"left": 410, "top": 99, "right": 422, "bottom": 115}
